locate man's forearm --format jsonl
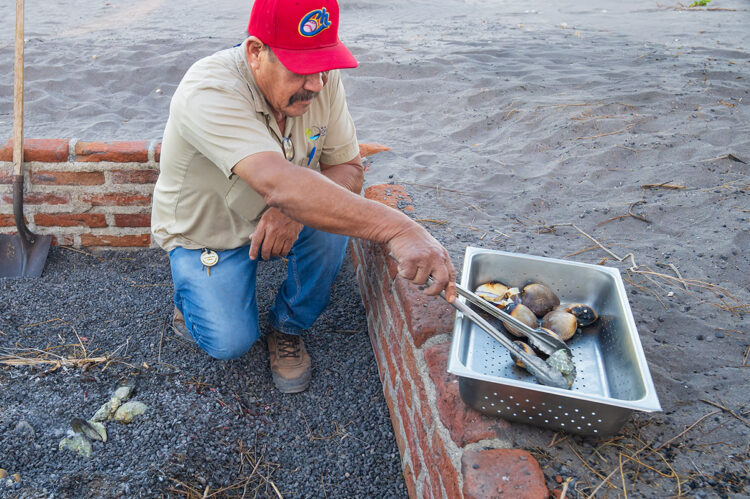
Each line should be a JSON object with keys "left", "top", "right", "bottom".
{"left": 233, "top": 152, "right": 412, "bottom": 244}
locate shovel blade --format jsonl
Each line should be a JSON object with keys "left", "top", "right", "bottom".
{"left": 0, "top": 233, "right": 52, "bottom": 277}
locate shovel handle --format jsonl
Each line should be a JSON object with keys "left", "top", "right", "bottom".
{"left": 13, "top": 0, "right": 25, "bottom": 177}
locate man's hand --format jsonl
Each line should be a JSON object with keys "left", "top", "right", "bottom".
{"left": 249, "top": 207, "right": 303, "bottom": 260}
{"left": 387, "top": 224, "right": 457, "bottom": 302}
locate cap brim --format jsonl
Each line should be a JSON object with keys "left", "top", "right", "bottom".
{"left": 271, "top": 40, "right": 358, "bottom": 75}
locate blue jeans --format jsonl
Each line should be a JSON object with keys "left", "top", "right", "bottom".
{"left": 169, "top": 227, "right": 349, "bottom": 360}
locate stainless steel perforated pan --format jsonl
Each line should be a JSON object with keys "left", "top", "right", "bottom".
{"left": 447, "top": 247, "right": 661, "bottom": 436}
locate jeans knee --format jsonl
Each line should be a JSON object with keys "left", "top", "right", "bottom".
{"left": 202, "top": 331, "right": 259, "bottom": 360}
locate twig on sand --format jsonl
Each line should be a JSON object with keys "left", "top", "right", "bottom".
{"left": 563, "top": 244, "right": 600, "bottom": 259}
{"left": 597, "top": 200, "right": 650, "bottom": 226}
{"left": 654, "top": 410, "right": 722, "bottom": 451}
{"left": 699, "top": 153, "right": 746, "bottom": 164}
{"left": 544, "top": 223, "right": 748, "bottom": 314}
{"left": 57, "top": 245, "right": 96, "bottom": 257}
{"left": 414, "top": 218, "right": 448, "bottom": 225}
{"left": 640, "top": 182, "right": 686, "bottom": 190}
{"left": 576, "top": 124, "right": 635, "bottom": 140}
{"left": 165, "top": 440, "right": 281, "bottom": 498}
{"left": 658, "top": 2, "right": 737, "bottom": 11}
{"left": 700, "top": 399, "right": 750, "bottom": 428}
{"left": 566, "top": 440, "right": 618, "bottom": 490}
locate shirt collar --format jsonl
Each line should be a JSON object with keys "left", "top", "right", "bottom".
{"left": 236, "top": 38, "right": 275, "bottom": 117}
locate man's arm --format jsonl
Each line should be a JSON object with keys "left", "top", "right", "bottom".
{"left": 235, "top": 151, "right": 456, "bottom": 301}
{"left": 319, "top": 153, "right": 364, "bottom": 194}
{"left": 248, "top": 153, "right": 364, "bottom": 260}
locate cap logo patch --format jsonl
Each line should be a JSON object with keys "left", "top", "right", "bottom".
{"left": 299, "top": 8, "right": 331, "bottom": 37}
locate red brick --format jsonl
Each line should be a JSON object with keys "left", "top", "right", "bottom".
{"left": 34, "top": 213, "right": 107, "bottom": 228}
{"left": 75, "top": 141, "right": 149, "bottom": 163}
{"left": 424, "top": 343, "right": 510, "bottom": 447}
{"left": 383, "top": 339, "right": 399, "bottom": 389}
{"left": 395, "top": 277, "right": 456, "bottom": 347}
{"left": 397, "top": 388, "right": 422, "bottom": 480}
{"left": 79, "top": 193, "right": 151, "bottom": 206}
{"left": 383, "top": 283, "right": 405, "bottom": 330}
{"left": 364, "top": 183, "right": 415, "bottom": 212}
{"left": 154, "top": 142, "right": 162, "bottom": 163}
{"left": 403, "top": 462, "right": 418, "bottom": 499}
{"left": 80, "top": 233, "right": 150, "bottom": 247}
{"left": 462, "top": 449, "right": 548, "bottom": 499}
{"left": 30, "top": 170, "right": 105, "bottom": 186}
{"left": 348, "top": 240, "right": 361, "bottom": 271}
{"left": 359, "top": 276, "right": 373, "bottom": 317}
{"left": 51, "top": 234, "right": 76, "bottom": 246}
{"left": 114, "top": 213, "right": 151, "bottom": 227}
{"left": 0, "top": 139, "right": 69, "bottom": 162}
{"left": 385, "top": 251, "right": 400, "bottom": 279}
{"left": 431, "top": 432, "right": 461, "bottom": 499}
{"left": 0, "top": 214, "right": 22, "bottom": 226}
{"left": 0, "top": 169, "right": 12, "bottom": 184}
{"left": 382, "top": 386, "right": 405, "bottom": 455}
{"left": 358, "top": 142, "right": 391, "bottom": 158}
{"left": 413, "top": 405, "right": 431, "bottom": 472}
{"left": 1, "top": 192, "right": 70, "bottom": 205}
{"left": 110, "top": 169, "right": 159, "bottom": 184}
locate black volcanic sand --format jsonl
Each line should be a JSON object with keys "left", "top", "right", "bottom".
{"left": 1, "top": 0, "right": 749, "bottom": 497}
{"left": 1, "top": 248, "right": 405, "bottom": 498}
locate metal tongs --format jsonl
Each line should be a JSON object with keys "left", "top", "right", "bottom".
{"left": 431, "top": 279, "right": 576, "bottom": 389}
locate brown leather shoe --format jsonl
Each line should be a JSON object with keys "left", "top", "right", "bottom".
{"left": 170, "top": 307, "right": 195, "bottom": 343}
{"left": 267, "top": 330, "right": 311, "bottom": 393}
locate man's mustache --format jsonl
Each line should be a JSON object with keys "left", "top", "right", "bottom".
{"left": 288, "top": 90, "right": 319, "bottom": 105}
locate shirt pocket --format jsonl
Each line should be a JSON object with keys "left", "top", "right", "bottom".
{"left": 224, "top": 175, "right": 268, "bottom": 223}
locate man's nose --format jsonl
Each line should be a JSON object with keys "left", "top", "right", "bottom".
{"left": 303, "top": 72, "right": 324, "bottom": 93}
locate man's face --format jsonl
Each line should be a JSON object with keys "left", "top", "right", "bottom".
{"left": 248, "top": 43, "right": 328, "bottom": 120}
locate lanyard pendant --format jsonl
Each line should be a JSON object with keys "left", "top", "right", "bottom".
{"left": 200, "top": 249, "right": 219, "bottom": 276}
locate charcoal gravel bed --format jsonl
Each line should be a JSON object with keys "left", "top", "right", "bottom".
{"left": 0, "top": 247, "right": 406, "bottom": 498}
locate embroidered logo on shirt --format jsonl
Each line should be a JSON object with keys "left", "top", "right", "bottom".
{"left": 305, "top": 126, "right": 327, "bottom": 141}
{"left": 305, "top": 126, "right": 327, "bottom": 166}
{"left": 299, "top": 8, "right": 331, "bottom": 37}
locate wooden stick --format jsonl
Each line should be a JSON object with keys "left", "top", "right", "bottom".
{"left": 654, "top": 410, "right": 722, "bottom": 451}
{"left": 576, "top": 124, "right": 634, "bottom": 140}
{"left": 640, "top": 182, "right": 686, "bottom": 190}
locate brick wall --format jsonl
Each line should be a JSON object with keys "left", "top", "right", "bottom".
{"left": 0, "top": 139, "right": 159, "bottom": 247}
{"left": 350, "top": 185, "right": 550, "bottom": 499}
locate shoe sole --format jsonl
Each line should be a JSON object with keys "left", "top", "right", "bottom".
{"left": 271, "top": 368, "right": 312, "bottom": 393}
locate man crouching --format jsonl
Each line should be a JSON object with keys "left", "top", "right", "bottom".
{"left": 151, "top": 0, "right": 456, "bottom": 393}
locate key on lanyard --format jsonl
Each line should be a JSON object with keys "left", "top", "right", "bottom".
{"left": 200, "top": 249, "right": 219, "bottom": 276}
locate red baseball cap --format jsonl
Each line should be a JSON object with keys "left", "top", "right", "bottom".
{"left": 247, "top": 0, "right": 358, "bottom": 75}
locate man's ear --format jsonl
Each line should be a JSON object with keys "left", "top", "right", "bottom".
{"left": 246, "top": 38, "right": 264, "bottom": 70}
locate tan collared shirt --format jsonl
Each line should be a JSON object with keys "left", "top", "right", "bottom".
{"left": 151, "top": 39, "right": 359, "bottom": 251}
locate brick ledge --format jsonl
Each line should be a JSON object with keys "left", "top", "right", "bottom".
{"left": 350, "top": 184, "right": 549, "bottom": 499}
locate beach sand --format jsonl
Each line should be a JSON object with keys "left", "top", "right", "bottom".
{"left": 1, "top": 0, "right": 749, "bottom": 496}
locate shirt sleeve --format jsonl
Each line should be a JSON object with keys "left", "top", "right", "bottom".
{"left": 319, "top": 71, "right": 359, "bottom": 166}
{"left": 170, "top": 69, "right": 280, "bottom": 178}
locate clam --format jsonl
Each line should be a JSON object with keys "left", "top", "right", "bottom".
{"left": 504, "top": 302, "right": 539, "bottom": 337}
{"left": 474, "top": 281, "right": 509, "bottom": 303}
{"left": 541, "top": 310, "right": 578, "bottom": 341}
{"left": 560, "top": 303, "right": 598, "bottom": 327}
{"left": 522, "top": 283, "right": 560, "bottom": 317}
{"left": 513, "top": 341, "right": 537, "bottom": 369}
{"left": 503, "top": 287, "right": 522, "bottom": 305}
